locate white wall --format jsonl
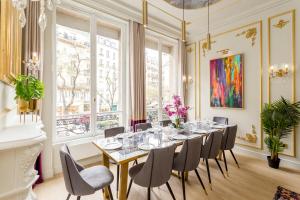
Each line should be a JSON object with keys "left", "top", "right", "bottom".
{"left": 186, "top": 0, "right": 300, "bottom": 166}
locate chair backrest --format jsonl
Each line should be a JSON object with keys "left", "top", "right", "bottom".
{"left": 104, "top": 126, "right": 125, "bottom": 138}
{"left": 159, "top": 120, "right": 172, "bottom": 127}
{"left": 134, "top": 144, "right": 176, "bottom": 187}
{"left": 221, "top": 125, "right": 237, "bottom": 150}
{"left": 135, "top": 122, "right": 152, "bottom": 131}
{"left": 60, "top": 145, "right": 93, "bottom": 196}
{"left": 213, "top": 116, "right": 229, "bottom": 125}
{"left": 201, "top": 131, "right": 223, "bottom": 159}
{"left": 173, "top": 136, "right": 204, "bottom": 172}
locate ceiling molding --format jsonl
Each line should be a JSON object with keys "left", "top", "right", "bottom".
{"left": 188, "top": 0, "right": 290, "bottom": 40}
{"left": 70, "top": 0, "right": 182, "bottom": 39}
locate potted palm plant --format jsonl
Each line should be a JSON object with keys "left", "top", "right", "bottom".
{"left": 261, "top": 97, "right": 300, "bottom": 169}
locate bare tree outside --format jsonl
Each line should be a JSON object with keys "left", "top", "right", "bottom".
{"left": 98, "top": 70, "right": 118, "bottom": 111}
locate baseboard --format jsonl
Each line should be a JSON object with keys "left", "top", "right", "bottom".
{"left": 235, "top": 146, "right": 300, "bottom": 169}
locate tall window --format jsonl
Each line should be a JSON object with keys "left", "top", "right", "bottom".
{"left": 145, "top": 36, "right": 175, "bottom": 122}
{"left": 96, "top": 21, "right": 122, "bottom": 133}
{"left": 55, "top": 8, "right": 126, "bottom": 140}
{"left": 56, "top": 10, "right": 91, "bottom": 138}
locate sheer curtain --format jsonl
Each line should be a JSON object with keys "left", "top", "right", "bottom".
{"left": 128, "top": 21, "right": 146, "bottom": 129}
{"left": 22, "top": 1, "right": 41, "bottom": 75}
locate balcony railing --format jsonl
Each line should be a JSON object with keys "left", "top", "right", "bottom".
{"left": 56, "top": 111, "right": 122, "bottom": 138}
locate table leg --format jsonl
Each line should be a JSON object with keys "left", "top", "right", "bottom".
{"left": 119, "top": 162, "right": 129, "bottom": 200}
{"left": 102, "top": 154, "right": 110, "bottom": 200}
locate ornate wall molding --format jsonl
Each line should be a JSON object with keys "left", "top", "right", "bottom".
{"left": 236, "top": 27, "right": 257, "bottom": 46}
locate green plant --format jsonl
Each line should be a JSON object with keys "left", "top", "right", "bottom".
{"left": 28, "top": 75, "right": 44, "bottom": 99}
{"left": 261, "top": 97, "right": 300, "bottom": 160}
{"left": 14, "top": 75, "right": 31, "bottom": 101}
{"left": 13, "top": 75, "right": 44, "bottom": 101}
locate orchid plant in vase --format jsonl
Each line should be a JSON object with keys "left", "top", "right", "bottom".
{"left": 164, "top": 95, "right": 190, "bottom": 129}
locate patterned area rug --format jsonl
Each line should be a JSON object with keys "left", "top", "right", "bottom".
{"left": 274, "top": 186, "right": 300, "bottom": 200}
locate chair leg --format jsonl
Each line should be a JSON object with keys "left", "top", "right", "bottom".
{"left": 148, "top": 187, "right": 151, "bottom": 200}
{"left": 133, "top": 159, "right": 138, "bottom": 166}
{"left": 230, "top": 150, "right": 240, "bottom": 168}
{"left": 194, "top": 169, "right": 208, "bottom": 195}
{"left": 166, "top": 182, "right": 176, "bottom": 200}
{"left": 66, "top": 194, "right": 71, "bottom": 200}
{"left": 215, "top": 158, "right": 226, "bottom": 178}
{"left": 205, "top": 159, "right": 212, "bottom": 190}
{"left": 116, "top": 165, "right": 119, "bottom": 198}
{"left": 127, "top": 178, "right": 133, "bottom": 198}
{"left": 223, "top": 151, "right": 229, "bottom": 176}
{"left": 77, "top": 196, "right": 81, "bottom": 200}
{"left": 108, "top": 185, "right": 114, "bottom": 200}
{"left": 181, "top": 172, "right": 186, "bottom": 200}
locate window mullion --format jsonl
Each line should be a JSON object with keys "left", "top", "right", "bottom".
{"left": 90, "top": 15, "right": 97, "bottom": 136}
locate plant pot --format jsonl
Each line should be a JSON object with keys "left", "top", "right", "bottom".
{"left": 29, "top": 99, "right": 38, "bottom": 111}
{"left": 18, "top": 99, "right": 29, "bottom": 113}
{"left": 267, "top": 156, "right": 281, "bottom": 169}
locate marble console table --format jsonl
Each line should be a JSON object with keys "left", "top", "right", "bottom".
{"left": 0, "top": 82, "right": 47, "bottom": 200}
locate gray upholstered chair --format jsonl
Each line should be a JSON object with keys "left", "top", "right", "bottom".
{"left": 200, "top": 131, "right": 225, "bottom": 189}
{"left": 104, "top": 127, "right": 125, "bottom": 197}
{"left": 127, "top": 145, "right": 177, "bottom": 200}
{"left": 220, "top": 124, "right": 239, "bottom": 176}
{"left": 159, "top": 119, "right": 172, "bottom": 127}
{"left": 135, "top": 122, "right": 152, "bottom": 131}
{"left": 60, "top": 145, "right": 114, "bottom": 200}
{"left": 173, "top": 136, "right": 207, "bottom": 200}
{"left": 213, "top": 116, "right": 229, "bottom": 125}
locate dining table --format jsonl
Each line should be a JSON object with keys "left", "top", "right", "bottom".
{"left": 92, "top": 121, "right": 227, "bottom": 200}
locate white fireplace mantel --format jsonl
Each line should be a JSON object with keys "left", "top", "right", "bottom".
{"left": 0, "top": 81, "right": 47, "bottom": 200}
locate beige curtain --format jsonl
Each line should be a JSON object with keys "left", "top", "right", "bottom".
{"left": 0, "top": 0, "right": 22, "bottom": 81}
{"left": 22, "top": 1, "right": 41, "bottom": 75}
{"left": 178, "top": 40, "right": 187, "bottom": 104}
{"left": 129, "top": 21, "right": 146, "bottom": 127}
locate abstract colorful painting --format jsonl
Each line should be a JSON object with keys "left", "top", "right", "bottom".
{"left": 210, "top": 54, "right": 243, "bottom": 108}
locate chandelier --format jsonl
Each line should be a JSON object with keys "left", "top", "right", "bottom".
{"left": 11, "top": 0, "right": 61, "bottom": 31}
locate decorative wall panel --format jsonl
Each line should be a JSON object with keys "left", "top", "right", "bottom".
{"left": 268, "top": 10, "right": 296, "bottom": 157}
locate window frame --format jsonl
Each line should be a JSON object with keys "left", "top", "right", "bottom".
{"left": 53, "top": 3, "right": 129, "bottom": 143}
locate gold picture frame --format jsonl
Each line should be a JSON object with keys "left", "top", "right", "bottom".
{"left": 0, "top": 0, "right": 22, "bottom": 83}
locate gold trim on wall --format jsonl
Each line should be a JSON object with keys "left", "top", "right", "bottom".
{"left": 267, "top": 10, "right": 296, "bottom": 157}
{"left": 0, "top": 0, "right": 22, "bottom": 81}
{"left": 198, "top": 21, "right": 263, "bottom": 150}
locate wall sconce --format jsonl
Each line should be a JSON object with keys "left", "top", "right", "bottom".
{"left": 270, "top": 64, "right": 289, "bottom": 78}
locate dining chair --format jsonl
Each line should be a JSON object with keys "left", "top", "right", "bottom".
{"left": 135, "top": 122, "right": 152, "bottom": 131}
{"left": 159, "top": 119, "right": 172, "bottom": 127}
{"left": 104, "top": 127, "right": 125, "bottom": 197}
{"left": 220, "top": 124, "right": 240, "bottom": 176}
{"left": 200, "top": 131, "right": 225, "bottom": 190}
{"left": 173, "top": 136, "right": 207, "bottom": 200}
{"left": 127, "top": 144, "right": 177, "bottom": 200}
{"left": 60, "top": 144, "right": 114, "bottom": 200}
{"left": 213, "top": 116, "right": 229, "bottom": 125}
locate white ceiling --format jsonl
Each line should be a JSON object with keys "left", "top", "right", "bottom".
{"left": 96, "top": 0, "right": 287, "bottom": 40}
